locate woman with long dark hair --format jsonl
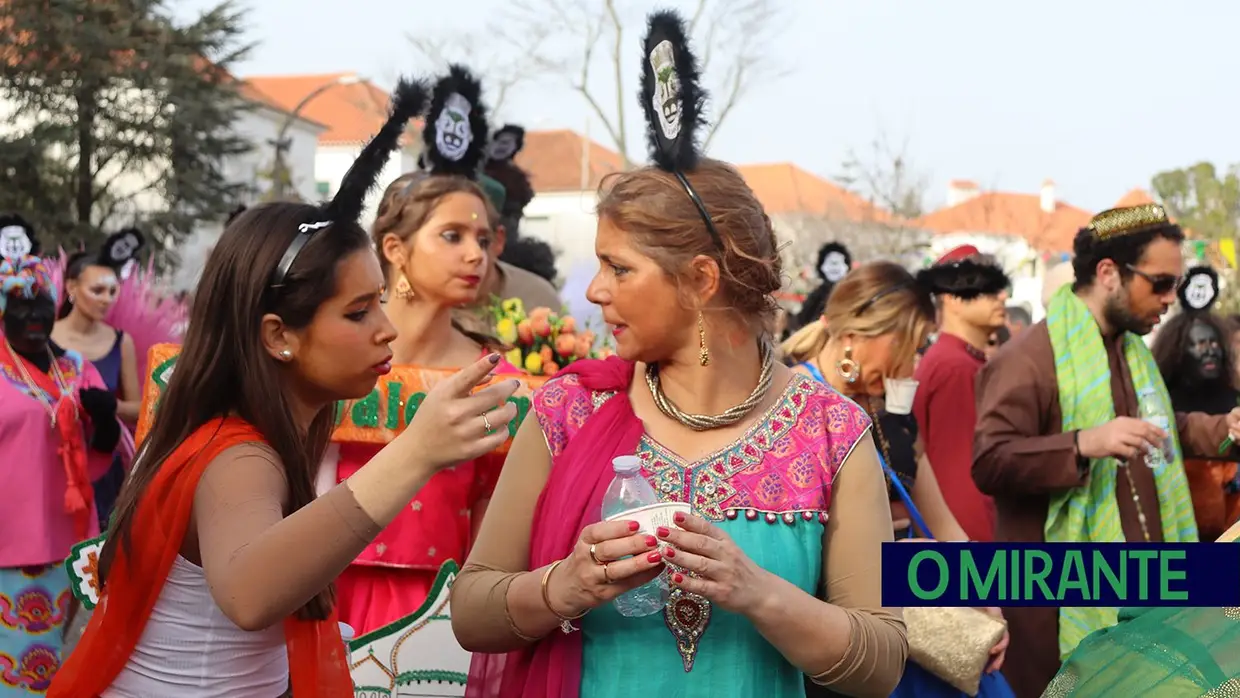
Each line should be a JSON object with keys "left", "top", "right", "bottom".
{"left": 48, "top": 78, "right": 522, "bottom": 698}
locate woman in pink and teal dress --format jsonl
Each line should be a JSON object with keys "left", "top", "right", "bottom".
{"left": 451, "top": 16, "right": 907, "bottom": 695}
{"left": 327, "top": 71, "right": 542, "bottom": 636}
{"left": 0, "top": 218, "right": 121, "bottom": 696}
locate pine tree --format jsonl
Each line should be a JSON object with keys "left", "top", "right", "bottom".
{"left": 0, "top": 0, "right": 254, "bottom": 256}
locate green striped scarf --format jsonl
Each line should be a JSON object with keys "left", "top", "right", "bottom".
{"left": 1045, "top": 284, "right": 1198, "bottom": 660}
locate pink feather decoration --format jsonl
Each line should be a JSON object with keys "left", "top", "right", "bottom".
{"left": 48, "top": 248, "right": 189, "bottom": 383}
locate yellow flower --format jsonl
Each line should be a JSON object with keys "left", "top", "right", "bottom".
{"left": 524, "top": 352, "right": 543, "bottom": 375}
{"left": 495, "top": 317, "right": 518, "bottom": 344}
{"left": 505, "top": 348, "right": 523, "bottom": 367}
{"left": 501, "top": 297, "right": 525, "bottom": 319}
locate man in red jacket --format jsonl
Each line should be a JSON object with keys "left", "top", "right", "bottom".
{"left": 912, "top": 245, "right": 1009, "bottom": 541}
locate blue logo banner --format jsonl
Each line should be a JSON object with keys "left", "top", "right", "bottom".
{"left": 881, "top": 542, "right": 1240, "bottom": 607}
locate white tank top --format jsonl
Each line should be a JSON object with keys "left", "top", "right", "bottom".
{"left": 102, "top": 555, "right": 290, "bottom": 698}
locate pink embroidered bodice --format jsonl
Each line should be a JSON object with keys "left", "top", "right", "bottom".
{"left": 533, "top": 371, "right": 872, "bottom": 522}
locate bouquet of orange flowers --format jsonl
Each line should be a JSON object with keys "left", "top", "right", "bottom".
{"left": 489, "top": 297, "right": 613, "bottom": 376}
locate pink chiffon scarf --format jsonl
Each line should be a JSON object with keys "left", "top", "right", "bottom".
{"left": 465, "top": 356, "right": 643, "bottom": 698}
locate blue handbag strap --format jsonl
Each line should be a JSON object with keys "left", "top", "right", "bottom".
{"left": 878, "top": 450, "right": 935, "bottom": 540}
{"left": 799, "top": 361, "right": 933, "bottom": 539}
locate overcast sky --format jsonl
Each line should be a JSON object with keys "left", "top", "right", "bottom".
{"left": 175, "top": 0, "right": 1240, "bottom": 213}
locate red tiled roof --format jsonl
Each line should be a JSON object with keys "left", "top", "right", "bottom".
{"left": 1114, "top": 188, "right": 1156, "bottom": 208}
{"left": 244, "top": 73, "right": 397, "bottom": 145}
{"left": 913, "top": 191, "right": 1092, "bottom": 253}
{"left": 515, "top": 129, "right": 626, "bottom": 193}
{"left": 735, "top": 163, "right": 892, "bottom": 222}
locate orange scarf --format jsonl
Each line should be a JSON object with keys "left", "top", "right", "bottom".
{"left": 49, "top": 417, "right": 354, "bottom": 697}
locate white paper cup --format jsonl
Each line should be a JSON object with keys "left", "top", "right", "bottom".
{"left": 883, "top": 378, "right": 919, "bottom": 415}
{"left": 339, "top": 621, "right": 355, "bottom": 656}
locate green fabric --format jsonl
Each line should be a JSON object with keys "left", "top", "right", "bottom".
{"left": 1043, "top": 606, "right": 1240, "bottom": 697}
{"left": 1044, "top": 284, "right": 1198, "bottom": 660}
{"left": 478, "top": 173, "right": 507, "bottom": 213}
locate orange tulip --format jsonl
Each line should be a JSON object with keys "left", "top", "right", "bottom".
{"left": 559, "top": 316, "right": 577, "bottom": 334}
{"left": 516, "top": 320, "right": 534, "bottom": 345}
{"left": 573, "top": 336, "right": 592, "bottom": 358}
{"left": 540, "top": 345, "right": 554, "bottom": 363}
{"left": 543, "top": 360, "right": 560, "bottom": 375}
{"left": 531, "top": 317, "right": 552, "bottom": 338}
{"left": 554, "top": 333, "right": 577, "bottom": 357}
{"left": 529, "top": 307, "right": 552, "bottom": 323}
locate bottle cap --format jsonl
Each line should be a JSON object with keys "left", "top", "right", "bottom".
{"left": 612, "top": 455, "right": 643, "bottom": 473}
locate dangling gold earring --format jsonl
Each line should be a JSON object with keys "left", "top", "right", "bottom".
{"left": 394, "top": 273, "right": 415, "bottom": 301}
{"left": 836, "top": 345, "right": 859, "bottom": 383}
{"left": 698, "top": 312, "right": 710, "bottom": 367}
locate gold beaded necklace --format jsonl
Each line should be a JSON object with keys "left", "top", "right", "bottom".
{"left": 4, "top": 339, "right": 70, "bottom": 427}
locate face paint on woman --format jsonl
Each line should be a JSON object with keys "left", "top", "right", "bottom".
{"left": 4, "top": 294, "right": 56, "bottom": 355}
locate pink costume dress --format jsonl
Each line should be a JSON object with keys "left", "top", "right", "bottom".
{"left": 0, "top": 349, "right": 112, "bottom": 696}
{"left": 331, "top": 358, "right": 530, "bottom": 635}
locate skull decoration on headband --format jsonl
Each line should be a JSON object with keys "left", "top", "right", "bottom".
{"left": 486, "top": 124, "right": 524, "bottom": 164}
{"left": 422, "top": 65, "right": 489, "bottom": 179}
{"left": 1178, "top": 266, "right": 1219, "bottom": 314}
{"left": 270, "top": 78, "right": 430, "bottom": 288}
{"left": 0, "top": 214, "right": 39, "bottom": 261}
{"left": 639, "top": 10, "right": 720, "bottom": 248}
{"left": 98, "top": 227, "right": 146, "bottom": 280}
{"left": 816, "top": 242, "right": 853, "bottom": 284}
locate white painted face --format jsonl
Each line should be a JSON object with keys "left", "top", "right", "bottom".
{"left": 1184, "top": 273, "right": 1216, "bottom": 311}
{"left": 434, "top": 93, "right": 473, "bottom": 162}
{"left": 0, "top": 225, "right": 32, "bottom": 260}
{"left": 648, "top": 40, "right": 681, "bottom": 140}
{"left": 820, "top": 251, "right": 849, "bottom": 283}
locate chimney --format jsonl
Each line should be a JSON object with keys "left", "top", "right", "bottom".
{"left": 1040, "top": 179, "right": 1056, "bottom": 214}
{"left": 947, "top": 179, "right": 980, "bottom": 207}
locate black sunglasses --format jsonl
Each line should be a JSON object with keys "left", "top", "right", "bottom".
{"left": 1124, "top": 264, "right": 1180, "bottom": 295}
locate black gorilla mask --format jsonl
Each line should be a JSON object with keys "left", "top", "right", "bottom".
{"left": 3, "top": 293, "right": 56, "bottom": 356}
{"left": 1186, "top": 319, "right": 1224, "bottom": 382}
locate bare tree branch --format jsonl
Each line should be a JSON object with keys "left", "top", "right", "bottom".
{"left": 837, "top": 130, "right": 930, "bottom": 219}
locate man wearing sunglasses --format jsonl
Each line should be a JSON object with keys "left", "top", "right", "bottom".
{"left": 971, "top": 203, "right": 1240, "bottom": 698}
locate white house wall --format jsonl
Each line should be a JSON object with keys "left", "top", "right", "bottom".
{"left": 314, "top": 145, "right": 415, "bottom": 229}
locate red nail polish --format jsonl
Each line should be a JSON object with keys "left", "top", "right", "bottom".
{"left": 674, "top": 512, "right": 686, "bottom": 524}
{"left": 663, "top": 548, "right": 676, "bottom": 558}
{"left": 673, "top": 573, "right": 684, "bottom": 583}
{"left": 645, "top": 535, "right": 657, "bottom": 547}
{"left": 646, "top": 551, "right": 663, "bottom": 563}
{"left": 656, "top": 526, "right": 670, "bottom": 537}
{"left": 628, "top": 521, "right": 640, "bottom": 532}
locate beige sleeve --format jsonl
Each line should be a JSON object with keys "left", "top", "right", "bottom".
{"left": 449, "top": 417, "right": 553, "bottom": 647}
{"left": 194, "top": 443, "right": 382, "bottom": 630}
{"left": 810, "top": 432, "right": 910, "bottom": 695}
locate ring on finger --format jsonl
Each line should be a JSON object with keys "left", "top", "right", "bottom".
{"left": 480, "top": 411, "right": 492, "bottom": 433}
{"left": 589, "top": 543, "right": 605, "bottom": 566}
{"left": 601, "top": 562, "right": 613, "bottom": 584}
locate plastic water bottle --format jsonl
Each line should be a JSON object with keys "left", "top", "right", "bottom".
{"left": 601, "top": 455, "right": 668, "bottom": 617}
{"left": 1138, "top": 388, "right": 1173, "bottom": 470}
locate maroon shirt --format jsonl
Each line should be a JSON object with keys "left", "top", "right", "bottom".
{"left": 912, "top": 332, "right": 996, "bottom": 541}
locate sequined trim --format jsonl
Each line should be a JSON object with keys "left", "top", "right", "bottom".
{"left": 590, "top": 389, "right": 617, "bottom": 411}
{"left": 640, "top": 376, "right": 818, "bottom": 522}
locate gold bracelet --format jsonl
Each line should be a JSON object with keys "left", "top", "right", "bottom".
{"left": 541, "top": 559, "right": 587, "bottom": 634}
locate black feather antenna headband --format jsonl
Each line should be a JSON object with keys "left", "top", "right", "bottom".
{"left": 422, "top": 65, "right": 489, "bottom": 180}
{"left": 270, "top": 77, "right": 430, "bottom": 288}
{"left": 639, "top": 9, "right": 720, "bottom": 249}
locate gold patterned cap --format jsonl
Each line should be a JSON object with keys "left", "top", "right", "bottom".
{"left": 1087, "top": 203, "right": 1171, "bottom": 240}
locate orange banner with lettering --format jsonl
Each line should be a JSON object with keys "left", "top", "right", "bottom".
{"left": 136, "top": 344, "right": 547, "bottom": 446}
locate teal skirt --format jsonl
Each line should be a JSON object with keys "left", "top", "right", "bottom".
{"left": 0, "top": 564, "right": 70, "bottom": 696}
